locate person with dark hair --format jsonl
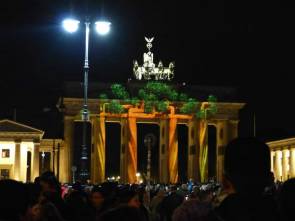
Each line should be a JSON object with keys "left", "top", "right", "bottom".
{"left": 28, "top": 201, "right": 65, "bottom": 221}
{"left": 39, "top": 171, "right": 61, "bottom": 194}
{"left": 278, "top": 178, "right": 295, "bottom": 221}
{"left": 157, "top": 187, "right": 184, "bottom": 221}
{"left": 39, "top": 171, "right": 66, "bottom": 219}
{"left": 172, "top": 200, "right": 211, "bottom": 221}
{"left": 150, "top": 189, "right": 165, "bottom": 215}
{"left": 117, "top": 188, "right": 140, "bottom": 208}
{"left": 64, "top": 189, "right": 94, "bottom": 221}
{"left": 213, "top": 137, "right": 279, "bottom": 221}
{"left": 99, "top": 206, "right": 142, "bottom": 221}
{"left": 90, "top": 186, "right": 106, "bottom": 219}
{"left": 23, "top": 183, "right": 42, "bottom": 221}
{"left": 0, "top": 179, "right": 29, "bottom": 221}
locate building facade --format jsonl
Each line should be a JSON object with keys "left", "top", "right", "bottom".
{"left": 267, "top": 138, "right": 295, "bottom": 182}
{"left": 0, "top": 119, "right": 64, "bottom": 182}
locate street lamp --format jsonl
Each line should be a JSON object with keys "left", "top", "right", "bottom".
{"left": 62, "top": 17, "right": 111, "bottom": 182}
{"left": 144, "top": 133, "right": 156, "bottom": 205}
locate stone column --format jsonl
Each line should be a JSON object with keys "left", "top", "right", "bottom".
{"left": 91, "top": 116, "right": 106, "bottom": 183}
{"left": 187, "top": 120, "right": 199, "bottom": 182}
{"left": 272, "top": 150, "right": 277, "bottom": 178}
{"left": 168, "top": 117, "right": 178, "bottom": 183}
{"left": 290, "top": 148, "right": 295, "bottom": 178}
{"left": 275, "top": 150, "right": 282, "bottom": 181}
{"left": 32, "top": 142, "right": 40, "bottom": 180}
{"left": 127, "top": 117, "right": 137, "bottom": 184}
{"left": 14, "top": 141, "right": 21, "bottom": 181}
{"left": 216, "top": 121, "right": 228, "bottom": 182}
{"left": 270, "top": 151, "right": 275, "bottom": 173}
{"left": 120, "top": 117, "right": 137, "bottom": 183}
{"left": 60, "top": 116, "right": 75, "bottom": 183}
{"left": 282, "top": 149, "right": 289, "bottom": 181}
{"left": 159, "top": 119, "right": 169, "bottom": 183}
{"left": 50, "top": 150, "right": 54, "bottom": 172}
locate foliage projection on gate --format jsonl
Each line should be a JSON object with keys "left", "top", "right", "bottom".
{"left": 99, "top": 82, "right": 217, "bottom": 183}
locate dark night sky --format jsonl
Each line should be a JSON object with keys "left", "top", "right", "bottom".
{"left": 1, "top": 0, "right": 295, "bottom": 140}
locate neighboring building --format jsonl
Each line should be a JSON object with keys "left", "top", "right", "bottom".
{"left": 0, "top": 119, "right": 64, "bottom": 182}
{"left": 267, "top": 138, "right": 295, "bottom": 182}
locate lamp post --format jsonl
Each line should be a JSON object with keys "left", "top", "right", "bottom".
{"left": 144, "top": 133, "right": 156, "bottom": 205}
{"left": 62, "top": 18, "right": 111, "bottom": 182}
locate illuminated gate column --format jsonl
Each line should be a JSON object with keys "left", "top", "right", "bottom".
{"left": 60, "top": 116, "right": 75, "bottom": 183}
{"left": 187, "top": 119, "right": 200, "bottom": 182}
{"left": 159, "top": 119, "right": 169, "bottom": 183}
{"left": 120, "top": 117, "right": 137, "bottom": 183}
{"left": 216, "top": 121, "right": 228, "bottom": 182}
{"left": 91, "top": 116, "right": 106, "bottom": 183}
{"left": 168, "top": 117, "right": 178, "bottom": 183}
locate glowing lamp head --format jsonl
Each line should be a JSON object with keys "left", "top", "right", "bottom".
{"left": 136, "top": 172, "right": 140, "bottom": 177}
{"left": 63, "top": 19, "right": 80, "bottom": 33}
{"left": 95, "top": 21, "right": 111, "bottom": 35}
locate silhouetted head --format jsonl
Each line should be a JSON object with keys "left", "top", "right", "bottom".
{"left": 224, "top": 137, "right": 271, "bottom": 195}
{"left": 39, "top": 171, "right": 60, "bottom": 193}
{"left": 0, "top": 179, "right": 29, "bottom": 221}
{"left": 91, "top": 185, "right": 106, "bottom": 209}
{"left": 278, "top": 178, "right": 295, "bottom": 221}
{"left": 118, "top": 188, "right": 140, "bottom": 208}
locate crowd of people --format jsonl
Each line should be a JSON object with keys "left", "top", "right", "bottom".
{"left": 0, "top": 137, "right": 294, "bottom": 221}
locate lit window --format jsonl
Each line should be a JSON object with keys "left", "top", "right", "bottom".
{"left": 2, "top": 149, "right": 10, "bottom": 158}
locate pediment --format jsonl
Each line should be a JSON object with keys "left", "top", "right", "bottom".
{"left": 0, "top": 119, "right": 44, "bottom": 134}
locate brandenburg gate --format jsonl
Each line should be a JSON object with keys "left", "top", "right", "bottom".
{"left": 58, "top": 98, "right": 244, "bottom": 184}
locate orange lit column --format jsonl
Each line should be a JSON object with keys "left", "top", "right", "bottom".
{"left": 120, "top": 117, "right": 137, "bottom": 183}
{"left": 127, "top": 117, "right": 137, "bottom": 183}
{"left": 91, "top": 116, "right": 106, "bottom": 183}
{"left": 168, "top": 117, "right": 178, "bottom": 183}
{"left": 199, "top": 119, "right": 208, "bottom": 183}
{"left": 187, "top": 119, "right": 200, "bottom": 182}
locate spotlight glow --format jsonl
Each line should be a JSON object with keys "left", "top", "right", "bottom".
{"left": 95, "top": 21, "right": 111, "bottom": 35}
{"left": 62, "top": 19, "right": 80, "bottom": 33}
